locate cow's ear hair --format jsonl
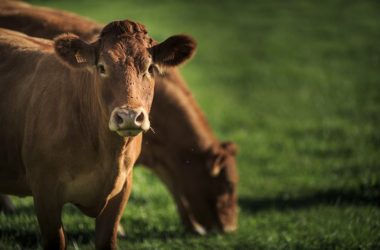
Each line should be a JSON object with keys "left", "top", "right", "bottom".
{"left": 54, "top": 33, "right": 95, "bottom": 68}
{"left": 152, "top": 35, "right": 196, "bottom": 67}
{"left": 208, "top": 141, "right": 238, "bottom": 177}
{"left": 209, "top": 153, "right": 227, "bottom": 177}
{"left": 221, "top": 141, "right": 238, "bottom": 156}
{"left": 207, "top": 145, "right": 227, "bottom": 177}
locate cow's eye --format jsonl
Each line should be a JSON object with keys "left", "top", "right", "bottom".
{"left": 97, "top": 64, "right": 106, "bottom": 75}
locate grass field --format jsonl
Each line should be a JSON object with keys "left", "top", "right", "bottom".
{"left": 1, "top": 0, "right": 380, "bottom": 249}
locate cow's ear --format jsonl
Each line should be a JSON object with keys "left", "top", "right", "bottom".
{"left": 221, "top": 141, "right": 238, "bottom": 156}
{"left": 208, "top": 142, "right": 238, "bottom": 177}
{"left": 54, "top": 33, "right": 95, "bottom": 68}
{"left": 209, "top": 153, "right": 227, "bottom": 177}
{"left": 152, "top": 35, "right": 196, "bottom": 67}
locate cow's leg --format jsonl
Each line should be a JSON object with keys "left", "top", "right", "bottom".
{"left": 33, "top": 193, "right": 65, "bottom": 250}
{"left": 95, "top": 172, "right": 133, "bottom": 250}
{"left": 0, "top": 194, "right": 15, "bottom": 214}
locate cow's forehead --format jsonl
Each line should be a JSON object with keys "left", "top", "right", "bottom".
{"left": 99, "top": 39, "right": 150, "bottom": 69}
{"left": 97, "top": 20, "right": 154, "bottom": 69}
{"left": 99, "top": 21, "right": 153, "bottom": 51}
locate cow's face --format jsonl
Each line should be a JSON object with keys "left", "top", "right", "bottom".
{"left": 54, "top": 20, "right": 196, "bottom": 137}
{"left": 155, "top": 141, "right": 238, "bottom": 234}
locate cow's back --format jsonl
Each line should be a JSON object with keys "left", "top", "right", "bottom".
{"left": 0, "top": 29, "right": 55, "bottom": 194}
{"left": 0, "top": 1, "right": 100, "bottom": 41}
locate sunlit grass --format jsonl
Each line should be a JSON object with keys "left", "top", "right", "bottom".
{"left": 1, "top": 0, "right": 379, "bottom": 249}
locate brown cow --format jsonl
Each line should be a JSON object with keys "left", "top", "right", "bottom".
{"left": 0, "top": 0, "right": 238, "bottom": 234}
{"left": 140, "top": 69, "right": 238, "bottom": 233}
{"left": 0, "top": 20, "right": 195, "bottom": 250}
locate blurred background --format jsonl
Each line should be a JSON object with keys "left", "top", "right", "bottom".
{"left": 0, "top": 0, "right": 379, "bottom": 249}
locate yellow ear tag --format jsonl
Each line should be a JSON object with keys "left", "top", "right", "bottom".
{"left": 75, "top": 52, "right": 87, "bottom": 64}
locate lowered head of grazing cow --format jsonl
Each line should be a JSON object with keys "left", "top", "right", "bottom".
{"left": 179, "top": 141, "right": 238, "bottom": 234}
{"left": 54, "top": 20, "right": 196, "bottom": 138}
{"left": 147, "top": 139, "right": 239, "bottom": 234}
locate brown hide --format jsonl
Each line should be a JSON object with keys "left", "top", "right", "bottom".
{"left": 0, "top": 1, "right": 100, "bottom": 41}
{"left": 0, "top": 0, "right": 238, "bottom": 233}
{"left": 0, "top": 20, "right": 195, "bottom": 249}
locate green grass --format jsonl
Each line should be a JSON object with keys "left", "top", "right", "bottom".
{"left": 1, "top": 0, "right": 380, "bottom": 249}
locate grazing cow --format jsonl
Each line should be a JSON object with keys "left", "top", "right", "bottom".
{"left": 0, "top": 0, "right": 238, "bottom": 233}
{"left": 0, "top": 20, "right": 195, "bottom": 250}
{"left": 141, "top": 69, "right": 238, "bottom": 233}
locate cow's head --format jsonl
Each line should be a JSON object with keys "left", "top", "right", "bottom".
{"left": 54, "top": 20, "right": 196, "bottom": 137}
{"left": 152, "top": 141, "right": 238, "bottom": 234}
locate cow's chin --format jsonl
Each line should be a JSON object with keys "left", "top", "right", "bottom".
{"left": 115, "top": 129, "right": 142, "bottom": 137}
{"left": 186, "top": 214, "right": 237, "bottom": 235}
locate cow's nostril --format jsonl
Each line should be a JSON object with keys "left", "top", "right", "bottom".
{"left": 115, "top": 113, "right": 124, "bottom": 125}
{"left": 135, "top": 112, "right": 144, "bottom": 124}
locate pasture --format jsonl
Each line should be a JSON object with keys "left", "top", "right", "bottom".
{"left": 1, "top": 0, "right": 379, "bottom": 249}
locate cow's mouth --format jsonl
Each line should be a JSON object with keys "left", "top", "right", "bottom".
{"left": 116, "top": 128, "right": 142, "bottom": 137}
{"left": 177, "top": 195, "right": 237, "bottom": 235}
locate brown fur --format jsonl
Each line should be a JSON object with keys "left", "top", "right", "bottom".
{"left": 0, "top": 0, "right": 238, "bottom": 233}
{"left": 0, "top": 1, "right": 100, "bottom": 41}
{"left": 0, "top": 18, "right": 195, "bottom": 249}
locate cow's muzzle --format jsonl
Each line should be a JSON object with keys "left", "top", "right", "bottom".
{"left": 109, "top": 107, "right": 150, "bottom": 137}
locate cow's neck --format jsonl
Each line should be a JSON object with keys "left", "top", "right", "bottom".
{"left": 61, "top": 69, "right": 132, "bottom": 206}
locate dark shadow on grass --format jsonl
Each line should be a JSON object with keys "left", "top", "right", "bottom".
{"left": 118, "top": 217, "right": 191, "bottom": 243}
{"left": 0, "top": 228, "right": 39, "bottom": 248}
{"left": 0, "top": 228, "right": 95, "bottom": 249}
{"left": 240, "top": 183, "right": 380, "bottom": 214}
{"left": 123, "top": 229, "right": 189, "bottom": 244}
{"left": 0, "top": 204, "right": 95, "bottom": 248}
{"left": 1, "top": 203, "right": 189, "bottom": 247}
{"left": 0, "top": 222, "right": 188, "bottom": 248}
